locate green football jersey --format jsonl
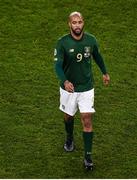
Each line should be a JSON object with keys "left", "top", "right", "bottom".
{"left": 54, "top": 32, "right": 107, "bottom": 92}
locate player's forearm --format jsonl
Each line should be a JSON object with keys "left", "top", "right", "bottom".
{"left": 93, "top": 46, "right": 107, "bottom": 74}
{"left": 55, "top": 60, "right": 67, "bottom": 83}
{"left": 94, "top": 53, "right": 107, "bottom": 74}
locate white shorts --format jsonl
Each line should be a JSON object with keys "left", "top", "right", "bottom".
{"left": 59, "top": 87, "right": 95, "bottom": 116}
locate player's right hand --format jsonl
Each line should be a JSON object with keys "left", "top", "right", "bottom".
{"left": 64, "top": 80, "right": 74, "bottom": 93}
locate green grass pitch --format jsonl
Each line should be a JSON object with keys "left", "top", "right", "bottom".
{"left": 0, "top": 0, "right": 137, "bottom": 178}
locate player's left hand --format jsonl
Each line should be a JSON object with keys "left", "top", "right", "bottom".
{"left": 103, "top": 74, "right": 110, "bottom": 85}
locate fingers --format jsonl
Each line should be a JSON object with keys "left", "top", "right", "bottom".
{"left": 104, "top": 79, "right": 109, "bottom": 85}
{"left": 103, "top": 74, "right": 110, "bottom": 85}
{"left": 69, "top": 83, "right": 74, "bottom": 92}
{"left": 64, "top": 80, "right": 74, "bottom": 92}
{"left": 67, "top": 83, "right": 74, "bottom": 92}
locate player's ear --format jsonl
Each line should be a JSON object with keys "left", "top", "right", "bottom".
{"left": 68, "top": 21, "right": 71, "bottom": 28}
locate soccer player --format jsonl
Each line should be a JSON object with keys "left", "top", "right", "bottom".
{"left": 54, "top": 11, "right": 110, "bottom": 170}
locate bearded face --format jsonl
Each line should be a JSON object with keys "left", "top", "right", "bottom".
{"left": 69, "top": 15, "right": 84, "bottom": 37}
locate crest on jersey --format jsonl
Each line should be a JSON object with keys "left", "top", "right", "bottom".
{"left": 62, "top": 105, "right": 65, "bottom": 110}
{"left": 84, "top": 46, "right": 91, "bottom": 58}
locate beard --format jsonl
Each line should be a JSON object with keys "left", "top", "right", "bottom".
{"left": 71, "top": 27, "right": 84, "bottom": 36}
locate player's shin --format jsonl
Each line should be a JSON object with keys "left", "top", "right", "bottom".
{"left": 64, "top": 116, "right": 74, "bottom": 141}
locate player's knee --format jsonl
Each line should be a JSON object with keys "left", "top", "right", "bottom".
{"left": 83, "top": 121, "right": 92, "bottom": 130}
{"left": 82, "top": 113, "right": 92, "bottom": 131}
{"left": 64, "top": 113, "right": 74, "bottom": 121}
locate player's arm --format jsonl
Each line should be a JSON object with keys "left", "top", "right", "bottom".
{"left": 92, "top": 40, "right": 110, "bottom": 85}
{"left": 54, "top": 40, "right": 67, "bottom": 83}
{"left": 54, "top": 40, "right": 74, "bottom": 92}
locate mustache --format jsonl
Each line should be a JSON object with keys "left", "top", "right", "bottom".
{"left": 75, "top": 28, "right": 81, "bottom": 31}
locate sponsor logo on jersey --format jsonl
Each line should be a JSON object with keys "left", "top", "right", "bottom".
{"left": 84, "top": 46, "right": 91, "bottom": 58}
{"left": 69, "top": 48, "right": 74, "bottom": 53}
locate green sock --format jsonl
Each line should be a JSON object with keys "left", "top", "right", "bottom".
{"left": 64, "top": 117, "right": 74, "bottom": 141}
{"left": 83, "top": 131, "right": 94, "bottom": 159}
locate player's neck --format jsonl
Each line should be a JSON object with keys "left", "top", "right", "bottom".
{"left": 70, "top": 31, "right": 84, "bottom": 40}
